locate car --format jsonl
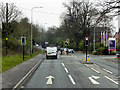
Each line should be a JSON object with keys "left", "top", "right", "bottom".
{"left": 46, "top": 47, "right": 58, "bottom": 59}
{"left": 68, "top": 49, "right": 74, "bottom": 53}
{"left": 35, "top": 44, "right": 39, "bottom": 47}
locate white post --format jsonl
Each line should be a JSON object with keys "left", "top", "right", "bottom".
{"left": 31, "top": 7, "right": 43, "bottom": 56}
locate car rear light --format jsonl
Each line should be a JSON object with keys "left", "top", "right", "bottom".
{"left": 56, "top": 51, "right": 58, "bottom": 55}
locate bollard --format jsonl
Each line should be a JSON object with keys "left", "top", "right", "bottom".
{"left": 64, "top": 52, "right": 66, "bottom": 55}
{"left": 87, "top": 55, "right": 90, "bottom": 62}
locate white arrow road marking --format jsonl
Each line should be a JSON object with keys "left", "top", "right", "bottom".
{"left": 92, "top": 75, "right": 100, "bottom": 79}
{"left": 46, "top": 75, "right": 54, "bottom": 84}
{"left": 68, "top": 75, "right": 76, "bottom": 84}
{"left": 88, "top": 75, "right": 100, "bottom": 84}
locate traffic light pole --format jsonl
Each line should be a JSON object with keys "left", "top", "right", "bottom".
{"left": 23, "top": 44, "right": 24, "bottom": 60}
{"left": 86, "top": 46, "right": 87, "bottom": 62}
{"left": 85, "top": 37, "right": 89, "bottom": 62}
{"left": 6, "top": 3, "right": 8, "bottom": 56}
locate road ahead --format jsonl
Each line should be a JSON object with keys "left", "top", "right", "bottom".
{"left": 23, "top": 53, "right": 119, "bottom": 88}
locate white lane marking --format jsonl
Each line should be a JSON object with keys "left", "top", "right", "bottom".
{"left": 64, "top": 67, "right": 69, "bottom": 73}
{"left": 104, "top": 76, "right": 118, "bottom": 85}
{"left": 88, "top": 76, "right": 100, "bottom": 84}
{"left": 102, "top": 68, "right": 113, "bottom": 74}
{"left": 21, "top": 86, "right": 24, "bottom": 88}
{"left": 94, "top": 64, "right": 99, "bottom": 67}
{"left": 91, "top": 68, "right": 100, "bottom": 74}
{"left": 68, "top": 75, "right": 76, "bottom": 84}
{"left": 13, "top": 56, "right": 45, "bottom": 89}
{"left": 62, "top": 63, "right": 65, "bottom": 67}
{"left": 46, "top": 75, "right": 54, "bottom": 84}
{"left": 85, "top": 64, "right": 89, "bottom": 67}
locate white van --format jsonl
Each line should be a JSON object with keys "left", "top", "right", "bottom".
{"left": 46, "top": 47, "right": 58, "bottom": 59}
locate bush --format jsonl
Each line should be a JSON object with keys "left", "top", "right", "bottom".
{"left": 88, "top": 43, "right": 93, "bottom": 53}
{"left": 92, "top": 50, "right": 97, "bottom": 55}
{"left": 95, "top": 43, "right": 104, "bottom": 49}
{"left": 69, "top": 42, "right": 76, "bottom": 49}
{"left": 117, "top": 45, "right": 120, "bottom": 51}
{"left": 79, "top": 40, "right": 84, "bottom": 51}
{"left": 96, "top": 47, "right": 108, "bottom": 55}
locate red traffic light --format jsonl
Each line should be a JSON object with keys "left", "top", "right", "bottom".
{"left": 85, "top": 38, "right": 88, "bottom": 41}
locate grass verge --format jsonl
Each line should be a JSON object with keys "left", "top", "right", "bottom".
{"left": 1, "top": 50, "right": 45, "bottom": 73}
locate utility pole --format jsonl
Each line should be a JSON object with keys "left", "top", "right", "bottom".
{"left": 6, "top": 3, "right": 8, "bottom": 56}
{"left": 93, "top": 27, "right": 95, "bottom": 51}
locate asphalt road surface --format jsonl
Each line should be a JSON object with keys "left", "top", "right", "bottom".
{"left": 23, "top": 52, "right": 119, "bottom": 88}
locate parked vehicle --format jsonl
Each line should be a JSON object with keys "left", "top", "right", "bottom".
{"left": 46, "top": 47, "right": 58, "bottom": 59}
{"left": 68, "top": 49, "right": 74, "bottom": 53}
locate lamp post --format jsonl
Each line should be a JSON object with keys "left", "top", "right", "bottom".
{"left": 93, "top": 26, "right": 95, "bottom": 51}
{"left": 31, "top": 7, "right": 43, "bottom": 56}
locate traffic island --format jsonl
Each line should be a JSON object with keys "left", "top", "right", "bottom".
{"left": 80, "top": 60, "right": 94, "bottom": 64}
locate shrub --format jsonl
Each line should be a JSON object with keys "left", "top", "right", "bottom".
{"left": 69, "top": 42, "right": 76, "bottom": 49}
{"left": 92, "top": 50, "right": 97, "bottom": 55}
{"left": 96, "top": 47, "right": 108, "bottom": 55}
{"left": 79, "top": 40, "right": 84, "bottom": 51}
{"left": 117, "top": 45, "right": 120, "bottom": 51}
{"left": 88, "top": 43, "right": 93, "bottom": 53}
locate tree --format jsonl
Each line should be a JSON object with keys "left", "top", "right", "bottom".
{"left": 0, "top": 2, "right": 22, "bottom": 23}
{"left": 60, "top": 0, "right": 99, "bottom": 50}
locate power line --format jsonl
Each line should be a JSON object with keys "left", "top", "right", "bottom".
{"left": 18, "top": 6, "right": 61, "bottom": 16}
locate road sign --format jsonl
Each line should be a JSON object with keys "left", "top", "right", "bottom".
{"left": 88, "top": 75, "right": 100, "bottom": 84}
{"left": 46, "top": 75, "right": 54, "bottom": 84}
{"left": 108, "top": 38, "right": 116, "bottom": 54}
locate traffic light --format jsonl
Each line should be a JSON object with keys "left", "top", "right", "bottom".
{"left": 65, "top": 41, "right": 69, "bottom": 46}
{"left": 32, "top": 40, "right": 36, "bottom": 45}
{"left": 85, "top": 37, "right": 89, "bottom": 46}
{"left": 21, "top": 36, "right": 26, "bottom": 45}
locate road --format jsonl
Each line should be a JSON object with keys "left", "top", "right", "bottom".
{"left": 23, "top": 52, "right": 119, "bottom": 88}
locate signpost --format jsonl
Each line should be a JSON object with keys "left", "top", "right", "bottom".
{"left": 108, "top": 38, "right": 116, "bottom": 54}
{"left": 21, "top": 36, "right": 26, "bottom": 60}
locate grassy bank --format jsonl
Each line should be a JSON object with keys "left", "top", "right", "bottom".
{"left": 1, "top": 50, "right": 45, "bottom": 73}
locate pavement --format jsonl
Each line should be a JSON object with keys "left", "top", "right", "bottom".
{"left": 1, "top": 54, "right": 45, "bottom": 89}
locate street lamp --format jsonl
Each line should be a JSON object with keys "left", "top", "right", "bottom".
{"left": 31, "top": 7, "right": 43, "bottom": 56}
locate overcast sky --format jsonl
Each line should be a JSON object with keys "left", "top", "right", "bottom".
{"left": 1, "top": 0, "right": 119, "bottom": 32}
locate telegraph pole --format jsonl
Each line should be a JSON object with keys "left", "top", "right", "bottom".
{"left": 6, "top": 3, "right": 8, "bottom": 56}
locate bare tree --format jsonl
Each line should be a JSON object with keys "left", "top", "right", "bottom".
{"left": 0, "top": 2, "right": 22, "bottom": 23}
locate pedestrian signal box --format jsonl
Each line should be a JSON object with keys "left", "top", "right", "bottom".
{"left": 85, "top": 37, "right": 89, "bottom": 46}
